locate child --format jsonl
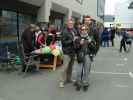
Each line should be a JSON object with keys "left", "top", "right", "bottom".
{"left": 74, "top": 25, "right": 94, "bottom": 91}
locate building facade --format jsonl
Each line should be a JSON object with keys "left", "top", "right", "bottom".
{"left": 114, "top": 0, "right": 133, "bottom": 28}
{"left": 0, "top": 0, "right": 105, "bottom": 52}
{"left": 104, "top": 15, "right": 115, "bottom": 28}
{"left": 20, "top": 0, "right": 105, "bottom": 24}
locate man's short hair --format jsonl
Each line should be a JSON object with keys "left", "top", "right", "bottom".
{"left": 82, "top": 15, "right": 92, "bottom": 24}
{"left": 84, "top": 15, "right": 91, "bottom": 19}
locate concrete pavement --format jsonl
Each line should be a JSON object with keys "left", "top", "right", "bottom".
{"left": 0, "top": 38, "right": 133, "bottom": 100}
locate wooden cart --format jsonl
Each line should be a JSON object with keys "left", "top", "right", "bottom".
{"left": 33, "top": 49, "right": 62, "bottom": 71}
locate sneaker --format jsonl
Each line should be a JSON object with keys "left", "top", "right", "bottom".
{"left": 59, "top": 82, "right": 64, "bottom": 88}
{"left": 73, "top": 82, "right": 78, "bottom": 86}
{"left": 83, "top": 84, "right": 90, "bottom": 92}
{"left": 76, "top": 84, "right": 81, "bottom": 91}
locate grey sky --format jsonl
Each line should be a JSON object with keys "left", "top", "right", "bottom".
{"left": 105, "top": 0, "right": 128, "bottom": 15}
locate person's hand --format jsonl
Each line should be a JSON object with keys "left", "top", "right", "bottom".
{"left": 74, "top": 36, "right": 79, "bottom": 41}
{"left": 41, "top": 44, "right": 46, "bottom": 47}
{"left": 90, "top": 41, "right": 96, "bottom": 45}
{"left": 80, "top": 39, "right": 84, "bottom": 45}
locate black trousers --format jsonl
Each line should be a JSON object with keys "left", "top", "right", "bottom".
{"left": 111, "top": 38, "right": 114, "bottom": 46}
{"left": 120, "top": 41, "right": 126, "bottom": 52}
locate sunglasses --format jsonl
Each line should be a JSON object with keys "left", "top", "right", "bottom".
{"left": 81, "top": 28, "right": 87, "bottom": 31}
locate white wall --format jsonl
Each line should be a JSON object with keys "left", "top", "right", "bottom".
{"left": 20, "top": 0, "right": 44, "bottom": 6}
{"left": 20, "top": 0, "right": 105, "bottom": 23}
{"left": 52, "top": 0, "right": 82, "bottom": 16}
{"left": 82, "top": 0, "right": 104, "bottom": 22}
{"left": 37, "top": 0, "right": 82, "bottom": 22}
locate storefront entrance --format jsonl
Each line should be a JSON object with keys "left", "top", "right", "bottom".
{"left": 0, "top": 0, "right": 38, "bottom": 53}
{"left": 49, "top": 11, "right": 65, "bottom": 31}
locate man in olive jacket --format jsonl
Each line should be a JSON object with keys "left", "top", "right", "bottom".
{"left": 59, "top": 19, "right": 78, "bottom": 88}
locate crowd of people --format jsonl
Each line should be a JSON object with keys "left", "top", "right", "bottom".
{"left": 100, "top": 27, "right": 133, "bottom": 52}
{"left": 21, "top": 15, "right": 101, "bottom": 91}
{"left": 101, "top": 27, "right": 116, "bottom": 47}
{"left": 20, "top": 15, "right": 132, "bottom": 92}
{"left": 59, "top": 16, "right": 100, "bottom": 91}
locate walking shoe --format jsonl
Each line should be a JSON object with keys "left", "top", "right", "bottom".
{"left": 59, "top": 82, "right": 64, "bottom": 88}
{"left": 83, "top": 84, "right": 90, "bottom": 92}
{"left": 76, "top": 84, "right": 81, "bottom": 91}
{"left": 73, "top": 82, "right": 78, "bottom": 86}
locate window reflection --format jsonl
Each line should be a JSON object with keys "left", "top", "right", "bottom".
{"left": 0, "top": 10, "right": 36, "bottom": 53}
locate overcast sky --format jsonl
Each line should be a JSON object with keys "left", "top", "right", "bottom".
{"left": 105, "top": 0, "right": 128, "bottom": 15}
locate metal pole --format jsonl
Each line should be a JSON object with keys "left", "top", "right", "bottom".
{"left": 16, "top": 11, "right": 20, "bottom": 42}
{"left": 16, "top": 11, "right": 21, "bottom": 56}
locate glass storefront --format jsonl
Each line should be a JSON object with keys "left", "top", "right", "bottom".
{"left": 49, "top": 11, "right": 65, "bottom": 31}
{"left": 0, "top": 10, "right": 36, "bottom": 53}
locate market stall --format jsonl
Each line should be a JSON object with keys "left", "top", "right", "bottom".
{"left": 33, "top": 33, "right": 63, "bottom": 71}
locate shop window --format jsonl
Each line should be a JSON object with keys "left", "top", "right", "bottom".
{"left": 19, "top": 13, "right": 36, "bottom": 35}
{"left": 0, "top": 10, "right": 17, "bottom": 53}
{"left": 49, "top": 11, "right": 65, "bottom": 31}
{"left": 0, "top": 10, "right": 36, "bottom": 53}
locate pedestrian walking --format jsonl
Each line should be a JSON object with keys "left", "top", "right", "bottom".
{"left": 74, "top": 25, "right": 93, "bottom": 91}
{"left": 59, "top": 18, "right": 78, "bottom": 88}
{"left": 126, "top": 32, "right": 132, "bottom": 52}
{"left": 83, "top": 15, "right": 100, "bottom": 56}
{"left": 110, "top": 28, "right": 116, "bottom": 47}
{"left": 101, "top": 28, "right": 110, "bottom": 47}
{"left": 119, "top": 30, "right": 127, "bottom": 53}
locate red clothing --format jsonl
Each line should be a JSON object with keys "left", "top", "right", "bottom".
{"left": 36, "top": 33, "right": 45, "bottom": 46}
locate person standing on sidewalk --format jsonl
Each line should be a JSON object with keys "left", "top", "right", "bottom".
{"left": 119, "top": 30, "right": 127, "bottom": 53}
{"left": 101, "top": 28, "right": 110, "bottom": 47}
{"left": 126, "top": 32, "right": 132, "bottom": 52}
{"left": 21, "top": 24, "right": 40, "bottom": 72}
{"left": 83, "top": 16, "right": 100, "bottom": 60}
{"left": 74, "top": 19, "right": 82, "bottom": 35}
{"left": 59, "top": 18, "right": 78, "bottom": 88}
{"left": 110, "top": 27, "right": 116, "bottom": 47}
{"left": 74, "top": 25, "right": 92, "bottom": 91}
{"left": 83, "top": 16, "right": 100, "bottom": 55}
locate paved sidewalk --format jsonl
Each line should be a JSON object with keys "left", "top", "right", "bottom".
{"left": 0, "top": 37, "right": 133, "bottom": 100}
